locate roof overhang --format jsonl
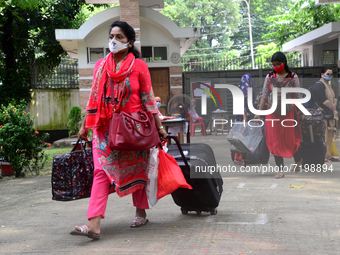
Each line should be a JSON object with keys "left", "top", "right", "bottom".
{"left": 55, "top": 7, "right": 200, "bottom": 58}
{"left": 139, "top": 8, "right": 200, "bottom": 55}
{"left": 85, "top": 0, "right": 164, "bottom": 10}
{"left": 315, "top": 0, "right": 340, "bottom": 4}
{"left": 282, "top": 22, "right": 340, "bottom": 52}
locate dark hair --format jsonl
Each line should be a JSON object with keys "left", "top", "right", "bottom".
{"left": 318, "top": 66, "right": 333, "bottom": 78}
{"left": 109, "top": 21, "right": 140, "bottom": 58}
{"left": 271, "top": 51, "right": 289, "bottom": 72}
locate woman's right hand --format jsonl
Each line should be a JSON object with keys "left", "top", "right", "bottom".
{"left": 158, "top": 128, "right": 167, "bottom": 141}
{"left": 331, "top": 103, "right": 336, "bottom": 112}
{"left": 78, "top": 126, "right": 88, "bottom": 140}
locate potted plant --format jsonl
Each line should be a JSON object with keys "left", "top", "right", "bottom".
{"left": 0, "top": 100, "right": 50, "bottom": 177}
{"left": 0, "top": 160, "right": 15, "bottom": 177}
{"left": 67, "top": 106, "right": 82, "bottom": 137}
{"left": 67, "top": 106, "right": 93, "bottom": 150}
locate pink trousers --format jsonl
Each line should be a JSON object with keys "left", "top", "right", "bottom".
{"left": 87, "top": 149, "right": 149, "bottom": 220}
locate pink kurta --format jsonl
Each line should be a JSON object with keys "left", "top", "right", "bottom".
{"left": 89, "top": 57, "right": 158, "bottom": 198}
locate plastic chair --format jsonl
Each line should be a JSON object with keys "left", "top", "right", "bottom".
{"left": 188, "top": 113, "right": 206, "bottom": 137}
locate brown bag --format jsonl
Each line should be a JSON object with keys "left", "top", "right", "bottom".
{"left": 268, "top": 88, "right": 293, "bottom": 116}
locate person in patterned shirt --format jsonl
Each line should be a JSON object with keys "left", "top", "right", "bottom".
{"left": 71, "top": 21, "right": 167, "bottom": 240}
{"left": 255, "top": 52, "right": 302, "bottom": 179}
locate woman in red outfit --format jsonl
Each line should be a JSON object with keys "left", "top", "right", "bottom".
{"left": 70, "top": 21, "right": 167, "bottom": 240}
{"left": 255, "top": 52, "right": 302, "bottom": 179}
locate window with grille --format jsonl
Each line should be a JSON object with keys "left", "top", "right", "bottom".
{"left": 141, "top": 46, "right": 167, "bottom": 62}
{"left": 323, "top": 50, "right": 338, "bottom": 65}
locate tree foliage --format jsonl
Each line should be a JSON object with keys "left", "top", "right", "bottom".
{"left": 230, "top": 0, "right": 294, "bottom": 56}
{"left": 162, "top": 0, "right": 242, "bottom": 61}
{"left": 0, "top": 0, "right": 111, "bottom": 106}
{"left": 162, "top": 0, "right": 295, "bottom": 67}
{"left": 264, "top": 0, "right": 340, "bottom": 47}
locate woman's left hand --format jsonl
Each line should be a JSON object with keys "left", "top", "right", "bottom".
{"left": 158, "top": 129, "right": 167, "bottom": 141}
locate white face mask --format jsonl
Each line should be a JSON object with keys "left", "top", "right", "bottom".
{"left": 108, "top": 38, "right": 129, "bottom": 53}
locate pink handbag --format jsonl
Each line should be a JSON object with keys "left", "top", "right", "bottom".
{"left": 108, "top": 83, "right": 160, "bottom": 151}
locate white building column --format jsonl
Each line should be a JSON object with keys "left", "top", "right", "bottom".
{"left": 338, "top": 35, "right": 340, "bottom": 67}
{"left": 313, "top": 44, "right": 323, "bottom": 66}
{"left": 308, "top": 46, "right": 314, "bottom": 67}
{"left": 301, "top": 48, "right": 309, "bottom": 67}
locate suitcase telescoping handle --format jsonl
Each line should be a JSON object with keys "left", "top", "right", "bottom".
{"left": 160, "top": 134, "right": 190, "bottom": 169}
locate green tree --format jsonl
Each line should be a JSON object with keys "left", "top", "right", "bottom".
{"left": 264, "top": 0, "right": 340, "bottom": 47}
{"left": 162, "top": 0, "right": 242, "bottom": 62}
{"left": 0, "top": 0, "right": 111, "bottom": 106}
{"left": 230, "top": 0, "right": 294, "bottom": 61}
{"left": 255, "top": 42, "right": 279, "bottom": 66}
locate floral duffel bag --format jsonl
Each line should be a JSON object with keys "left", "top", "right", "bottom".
{"left": 51, "top": 139, "right": 94, "bottom": 201}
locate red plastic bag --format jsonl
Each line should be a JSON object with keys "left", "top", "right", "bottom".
{"left": 157, "top": 147, "right": 192, "bottom": 200}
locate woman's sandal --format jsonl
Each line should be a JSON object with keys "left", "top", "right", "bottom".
{"left": 274, "top": 172, "right": 285, "bottom": 179}
{"left": 130, "top": 217, "right": 149, "bottom": 228}
{"left": 70, "top": 225, "right": 100, "bottom": 240}
{"left": 328, "top": 157, "right": 340, "bottom": 162}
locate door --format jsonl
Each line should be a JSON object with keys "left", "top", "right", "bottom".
{"left": 149, "top": 67, "right": 169, "bottom": 115}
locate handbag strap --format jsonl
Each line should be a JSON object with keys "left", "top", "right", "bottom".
{"left": 122, "top": 112, "right": 155, "bottom": 137}
{"left": 105, "top": 71, "right": 149, "bottom": 114}
{"left": 109, "top": 80, "right": 126, "bottom": 113}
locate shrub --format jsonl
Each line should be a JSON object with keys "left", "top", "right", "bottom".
{"left": 0, "top": 100, "right": 49, "bottom": 177}
{"left": 67, "top": 106, "right": 82, "bottom": 137}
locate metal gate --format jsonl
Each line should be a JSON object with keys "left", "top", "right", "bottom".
{"left": 182, "top": 66, "right": 339, "bottom": 121}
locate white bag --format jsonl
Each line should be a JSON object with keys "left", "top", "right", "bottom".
{"left": 146, "top": 146, "right": 159, "bottom": 207}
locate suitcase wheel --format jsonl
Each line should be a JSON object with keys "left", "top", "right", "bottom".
{"left": 196, "top": 211, "right": 202, "bottom": 215}
{"left": 181, "top": 209, "right": 188, "bottom": 215}
{"left": 210, "top": 209, "right": 217, "bottom": 215}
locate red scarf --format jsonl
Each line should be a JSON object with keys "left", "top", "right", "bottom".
{"left": 86, "top": 52, "right": 135, "bottom": 129}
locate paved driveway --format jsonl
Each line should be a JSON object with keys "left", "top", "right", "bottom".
{"left": 0, "top": 134, "right": 339, "bottom": 254}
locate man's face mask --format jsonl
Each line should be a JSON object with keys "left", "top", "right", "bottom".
{"left": 108, "top": 38, "right": 129, "bottom": 54}
{"left": 156, "top": 102, "right": 161, "bottom": 108}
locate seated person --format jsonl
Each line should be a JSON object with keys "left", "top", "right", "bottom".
{"left": 155, "top": 97, "right": 175, "bottom": 120}
{"left": 188, "top": 99, "right": 209, "bottom": 130}
{"left": 155, "top": 96, "right": 187, "bottom": 142}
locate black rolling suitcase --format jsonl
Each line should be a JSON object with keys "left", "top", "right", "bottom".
{"left": 166, "top": 134, "right": 223, "bottom": 215}
{"left": 299, "top": 109, "right": 326, "bottom": 167}
{"left": 299, "top": 135, "right": 326, "bottom": 167}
